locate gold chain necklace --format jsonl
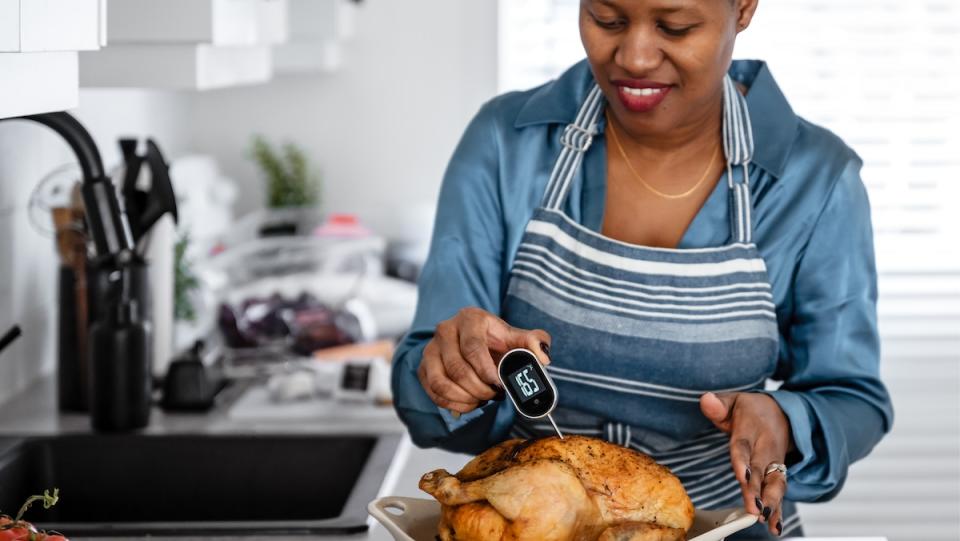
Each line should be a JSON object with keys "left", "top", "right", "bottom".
{"left": 605, "top": 113, "right": 720, "bottom": 200}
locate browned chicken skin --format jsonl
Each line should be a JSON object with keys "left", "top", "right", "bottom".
{"left": 420, "top": 436, "right": 695, "bottom": 541}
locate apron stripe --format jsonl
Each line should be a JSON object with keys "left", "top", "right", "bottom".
{"left": 524, "top": 221, "right": 767, "bottom": 276}
{"left": 516, "top": 245, "right": 773, "bottom": 294}
{"left": 548, "top": 365, "right": 765, "bottom": 396}
{"left": 688, "top": 477, "right": 741, "bottom": 502}
{"left": 695, "top": 484, "right": 744, "bottom": 509}
{"left": 684, "top": 471, "right": 739, "bottom": 496}
{"left": 514, "top": 254, "right": 773, "bottom": 302}
{"left": 657, "top": 445, "right": 730, "bottom": 467}
{"left": 513, "top": 262, "right": 776, "bottom": 312}
{"left": 549, "top": 373, "right": 745, "bottom": 403}
{"left": 508, "top": 280, "right": 779, "bottom": 343}
{"left": 630, "top": 432, "right": 728, "bottom": 457}
{"left": 510, "top": 274, "right": 777, "bottom": 322}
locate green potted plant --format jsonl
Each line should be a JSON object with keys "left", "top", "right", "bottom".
{"left": 250, "top": 135, "right": 321, "bottom": 207}
{"left": 249, "top": 135, "right": 323, "bottom": 236}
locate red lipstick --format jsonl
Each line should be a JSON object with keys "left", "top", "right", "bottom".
{"left": 612, "top": 79, "right": 672, "bottom": 113}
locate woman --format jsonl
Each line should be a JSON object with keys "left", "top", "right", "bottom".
{"left": 392, "top": 0, "right": 893, "bottom": 538}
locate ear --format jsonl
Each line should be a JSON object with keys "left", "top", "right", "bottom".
{"left": 734, "top": 0, "right": 760, "bottom": 33}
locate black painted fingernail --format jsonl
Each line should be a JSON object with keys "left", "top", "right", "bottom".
{"left": 745, "top": 467, "right": 751, "bottom": 482}
{"left": 762, "top": 506, "right": 771, "bottom": 521}
{"left": 776, "top": 520, "right": 783, "bottom": 535}
{"left": 754, "top": 497, "right": 763, "bottom": 512}
{"left": 540, "top": 342, "right": 550, "bottom": 356}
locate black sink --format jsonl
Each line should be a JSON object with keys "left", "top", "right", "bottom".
{"left": 0, "top": 433, "right": 401, "bottom": 536}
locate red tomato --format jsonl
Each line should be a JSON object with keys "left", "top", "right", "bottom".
{"left": 0, "top": 517, "right": 67, "bottom": 541}
{"left": 0, "top": 516, "right": 33, "bottom": 541}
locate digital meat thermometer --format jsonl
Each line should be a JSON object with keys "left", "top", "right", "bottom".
{"left": 498, "top": 348, "right": 563, "bottom": 439}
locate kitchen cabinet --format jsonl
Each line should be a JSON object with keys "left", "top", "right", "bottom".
{"left": 104, "top": 0, "right": 287, "bottom": 46}
{"left": 80, "top": 44, "right": 272, "bottom": 91}
{"left": 81, "top": 0, "right": 288, "bottom": 90}
{"left": 0, "top": 0, "right": 105, "bottom": 52}
{"left": 274, "top": 0, "right": 354, "bottom": 73}
{"left": 0, "top": 52, "right": 78, "bottom": 118}
{"left": 273, "top": 40, "right": 341, "bottom": 74}
{"left": 0, "top": 0, "right": 103, "bottom": 118}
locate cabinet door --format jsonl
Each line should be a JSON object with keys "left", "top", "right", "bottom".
{"left": 0, "top": 52, "right": 79, "bottom": 118}
{"left": 0, "top": 0, "right": 103, "bottom": 52}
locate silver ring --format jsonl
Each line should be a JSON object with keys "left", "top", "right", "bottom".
{"left": 764, "top": 463, "right": 788, "bottom": 478}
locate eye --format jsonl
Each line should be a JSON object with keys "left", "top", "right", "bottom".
{"left": 590, "top": 12, "right": 626, "bottom": 31}
{"left": 658, "top": 23, "right": 696, "bottom": 37}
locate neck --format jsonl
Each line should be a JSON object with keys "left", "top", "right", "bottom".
{"left": 606, "top": 84, "right": 725, "bottom": 163}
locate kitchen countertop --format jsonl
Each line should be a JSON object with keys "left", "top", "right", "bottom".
{"left": 0, "top": 378, "right": 886, "bottom": 541}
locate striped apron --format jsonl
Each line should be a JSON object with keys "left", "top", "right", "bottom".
{"left": 501, "top": 76, "right": 803, "bottom": 538}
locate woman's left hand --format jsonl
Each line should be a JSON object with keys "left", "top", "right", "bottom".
{"left": 700, "top": 392, "right": 793, "bottom": 536}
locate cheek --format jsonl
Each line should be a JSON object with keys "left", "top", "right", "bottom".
{"left": 579, "top": 22, "right": 613, "bottom": 64}
{"left": 669, "top": 33, "right": 734, "bottom": 86}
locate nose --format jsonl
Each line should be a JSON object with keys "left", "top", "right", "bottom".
{"left": 614, "top": 26, "right": 664, "bottom": 76}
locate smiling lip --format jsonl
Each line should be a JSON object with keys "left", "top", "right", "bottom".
{"left": 612, "top": 79, "right": 672, "bottom": 113}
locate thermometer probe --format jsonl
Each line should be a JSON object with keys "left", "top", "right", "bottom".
{"left": 497, "top": 348, "right": 564, "bottom": 439}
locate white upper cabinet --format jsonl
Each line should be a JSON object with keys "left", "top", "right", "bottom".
{"left": 80, "top": 44, "right": 272, "bottom": 91}
{"left": 274, "top": 0, "right": 355, "bottom": 74}
{"left": 80, "top": 0, "right": 292, "bottom": 90}
{"left": 0, "top": 0, "right": 105, "bottom": 52}
{"left": 0, "top": 0, "right": 104, "bottom": 118}
{"left": 105, "top": 0, "right": 283, "bottom": 46}
{"left": 0, "top": 52, "right": 79, "bottom": 118}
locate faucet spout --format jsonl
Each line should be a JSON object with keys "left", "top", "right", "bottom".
{"left": 3, "top": 111, "right": 133, "bottom": 258}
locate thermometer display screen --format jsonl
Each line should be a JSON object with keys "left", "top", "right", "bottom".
{"left": 498, "top": 349, "right": 557, "bottom": 419}
{"left": 508, "top": 364, "right": 546, "bottom": 403}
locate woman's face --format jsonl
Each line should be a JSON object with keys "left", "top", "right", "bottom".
{"left": 580, "top": 0, "right": 757, "bottom": 139}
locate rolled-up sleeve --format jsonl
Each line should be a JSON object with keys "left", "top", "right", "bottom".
{"left": 765, "top": 158, "right": 894, "bottom": 502}
{"left": 391, "top": 101, "right": 516, "bottom": 454}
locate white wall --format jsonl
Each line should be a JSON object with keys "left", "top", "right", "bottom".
{"left": 186, "top": 0, "right": 499, "bottom": 234}
{"left": 0, "top": 90, "right": 189, "bottom": 404}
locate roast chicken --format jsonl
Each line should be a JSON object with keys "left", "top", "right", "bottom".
{"left": 420, "top": 435, "right": 695, "bottom": 541}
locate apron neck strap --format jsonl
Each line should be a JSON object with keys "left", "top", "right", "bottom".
{"left": 542, "top": 85, "right": 605, "bottom": 210}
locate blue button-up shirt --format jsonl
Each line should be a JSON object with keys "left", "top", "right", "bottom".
{"left": 392, "top": 59, "right": 893, "bottom": 503}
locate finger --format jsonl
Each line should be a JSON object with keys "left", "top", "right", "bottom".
{"left": 759, "top": 457, "right": 788, "bottom": 531}
{"left": 525, "top": 328, "right": 553, "bottom": 365}
{"left": 699, "top": 392, "right": 736, "bottom": 433}
{"left": 768, "top": 503, "right": 784, "bottom": 537}
{"left": 455, "top": 311, "right": 503, "bottom": 387}
{"left": 486, "top": 317, "right": 552, "bottom": 365}
{"left": 440, "top": 329, "right": 496, "bottom": 401}
{"left": 418, "top": 342, "right": 481, "bottom": 408}
{"left": 728, "top": 433, "right": 763, "bottom": 515}
{"left": 418, "top": 364, "right": 477, "bottom": 413}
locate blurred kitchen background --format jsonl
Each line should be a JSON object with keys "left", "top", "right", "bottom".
{"left": 0, "top": 1, "right": 957, "bottom": 540}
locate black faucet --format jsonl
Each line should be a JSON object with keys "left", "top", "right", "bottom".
{"left": 2, "top": 112, "right": 151, "bottom": 431}
{"left": 4, "top": 112, "right": 136, "bottom": 261}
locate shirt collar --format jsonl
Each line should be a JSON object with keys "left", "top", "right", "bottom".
{"left": 513, "top": 59, "right": 798, "bottom": 178}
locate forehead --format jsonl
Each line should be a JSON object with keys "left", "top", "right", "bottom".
{"left": 590, "top": 0, "right": 718, "bottom": 15}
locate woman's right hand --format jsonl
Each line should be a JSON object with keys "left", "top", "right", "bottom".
{"left": 418, "top": 307, "right": 552, "bottom": 413}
